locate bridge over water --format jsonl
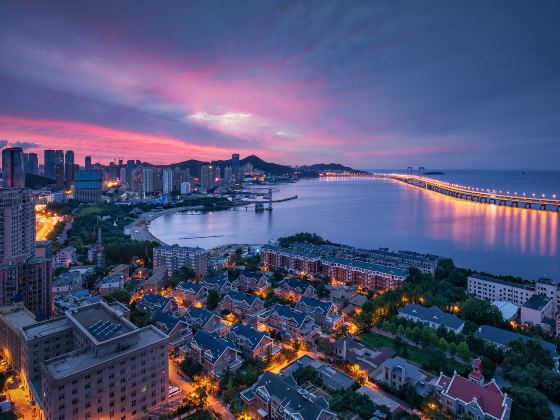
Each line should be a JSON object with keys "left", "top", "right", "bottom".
{"left": 320, "top": 172, "right": 560, "bottom": 212}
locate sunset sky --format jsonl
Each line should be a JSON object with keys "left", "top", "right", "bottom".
{"left": 1, "top": 1, "right": 559, "bottom": 168}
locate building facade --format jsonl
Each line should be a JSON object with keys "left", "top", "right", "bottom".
{"left": 153, "top": 245, "right": 208, "bottom": 276}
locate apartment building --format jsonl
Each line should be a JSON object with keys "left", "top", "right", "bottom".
{"left": 232, "top": 272, "right": 271, "bottom": 295}
{"left": 218, "top": 290, "right": 264, "bottom": 318}
{"left": 0, "top": 303, "right": 37, "bottom": 369}
{"left": 37, "top": 301, "right": 169, "bottom": 420}
{"left": 257, "top": 304, "right": 320, "bottom": 343}
{"left": 260, "top": 245, "right": 322, "bottom": 276}
{"left": 227, "top": 323, "right": 280, "bottom": 361}
{"left": 173, "top": 281, "right": 208, "bottom": 306}
{"left": 152, "top": 245, "right": 207, "bottom": 277}
{"left": 295, "top": 297, "right": 344, "bottom": 330}
{"left": 183, "top": 331, "right": 242, "bottom": 377}
{"left": 274, "top": 278, "right": 316, "bottom": 302}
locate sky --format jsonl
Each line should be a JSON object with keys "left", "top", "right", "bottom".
{"left": 1, "top": 1, "right": 559, "bottom": 169}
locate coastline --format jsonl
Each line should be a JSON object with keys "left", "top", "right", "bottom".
{"left": 125, "top": 205, "right": 204, "bottom": 244}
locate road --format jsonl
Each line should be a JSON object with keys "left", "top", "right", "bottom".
{"left": 168, "top": 359, "right": 235, "bottom": 420}
{"left": 36, "top": 215, "right": 61, "bottom": 241}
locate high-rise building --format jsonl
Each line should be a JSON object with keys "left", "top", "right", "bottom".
{"left": 2, "top": 147, "right": 25, "bottom": 189}
{"left": 200, "top": 165, "right": 214, "bottom": 192}
{"left": 130, "top": 166, "right": 144, "bottom": 192}
{"left": 119, "top": 167, "right": 127, "bottom": 184}
{"left": 232, "top": 153, "right": 240, "bottom": 177}
{"left": 143, "top": 168, "right": 154, "bottom": 193}
{"left": 74, "top": 170, "right": 102, "bottom": 202}
{"left": 64, "top": 150, "right": 75, "bottom": 186}
{"left": 84, "top": 155, "right": 92, "bottom": 170}
{"left": 44, "top": 150, "right": 57, "bottom": 179}
{"left": 223, "top": 166, "right": 233, "bottom": 185}
{"left": 55, "top": 163, "right": 65, "bottom": 190}
{"left": 126, "top": 159, "right": 135, "bottom": 182}
{"left": 27, "top": 153, "right": 39, "bottom": 175}
{"left": 162, "top": 168, "right": 173, "bottom": 194}
{"left": 180, "top": 182, "right": 191, "bottom": 195}
{"left": 0, "top": 189, "right": 35, "bottom": 263}
{"left": 9, "top": 300, "right": 169, "bottom": 420}
{"left": 153, "top": 244, "right": 207, "bottom": 276}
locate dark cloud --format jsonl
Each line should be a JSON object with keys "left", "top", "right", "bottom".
{"left": 10, "top": 141, "right": 40, "bottom": 149}
{"left": 0, "top": 1, "right": 559, "bottom": 168}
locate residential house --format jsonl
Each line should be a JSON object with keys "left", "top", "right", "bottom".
{"left": 137, "top": 293, "right": 176, "bottom": 314}
{"left": 280, "top": 355, "right": 355, "bottom": 391}
{"left": 241, "top": 371, "right": 336, "bottom": 420}
{"left": 295, "top": 297, "right": 344, "bottom": 330}
{"left": 436, "top": 372, "right": 512, "bottom": 420}
{"left": 52, "top": 270, "right": 83, "bottom": 298}
{"left": 201, "top": 275, "right": 232, "bottom": 295}
{"left": 152, "top": 310, "right": 192, "bottom": 340}
{"left": 185, "top": 306, "right": 229, "bottom": 336}
{"left": 219, "top": 290, "right": 264, "bottom": 318}
{"left": 377, "top": 356, "right": 434, "bottom": 396}
{"left": 520, "top": 294, "right": 555, "bottom": 332}
{"left": 474, "top": 325, "right": 559, "bottom": 368}
{"left": 55, "top": 246, "right": 77, "bottom": 267}
{"left": 143, "top": 266, "right": 167, "bottom": 293}
{"left": 233, "top": 272, "right": 272, "bottom": 296}
{"left": 183, "top": 331, "right": 242, "bottom": 377}
{"left": 174, "top": 280, "right": 208, "bottom": 306}
{"left": 99, "top": 274, "right": 124, "bottom": 295}
{"left": 274, "top": 278, "right": 316, "bottom": 302}
{"left": 228, "top": 323, "right": 280, "bottom": 361}
{"left": 398, "top": 304, "right": 465, "bottom": 334}
{"left": 332, "top": 336, "right": 394, "bottom": 379}
{"left": 257, "top": 304, "right": 320, "bottom": 342}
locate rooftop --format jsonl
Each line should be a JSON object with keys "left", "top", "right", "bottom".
{"left": 474, "top": 325, "right": 559, "bottom": 358}
{"left": 21, "top": 318, "right": 71, "bottom": 341}
{"left": 0, "top": 305, "right": 36, "bottom": 332}
{"left": 398, "top": 304, "right": 464, "bottom": 330}
{"left": 522, "top": 294, "right": 552, "bottom": 311}
{"left": 69, "top": 303, "right": 135, "bottom": 342}
{"left": 43, "top": 326, "right": 167, "bottom": 381}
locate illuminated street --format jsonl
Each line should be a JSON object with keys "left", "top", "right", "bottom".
{"left": 35, "top": 204, "right": 62, "bottom": 241}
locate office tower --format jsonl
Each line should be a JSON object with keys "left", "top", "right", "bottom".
{"left": 44, "top": 150, "right": 56, "bottom": 179}
{"left": 153, "top": 244, "right": 207, "bottom": 276}
{"left": 85, "top": 155, "right": 92, "bottom": 170}
{"left": 232, "top": 153, "right": 240, "bottom": 177}
{"left": 64, "top": 150, "right": 75, "bottom": 186}
{"left": 0, "top": 189, "right": 35, "bottom": 263}
{"left": 143, "top": 168, "right": 154, "bottom": 193}
{"left": 22, "top": 153, "right": 30, "bottom": 174}
{"left": 200, "top": 165, "right": 214, "bottom": 192}
{"left": 180, "top": 182, "right": 191, "bottom": 195}
{"left": 224, "top": 166, "right": 233, "bottom": 184}
{"left": 162, "top": 168, "right": 173, "bottom": 194}
{"left": 215, "top": 166, "right": 221, "bottom": 181}
{"left": 14, "top": 301, "right": 168, "bottom": 419}
{"left": 153, "top": 168, "right": 163, "bottom": 192}
{"left": 27, "top": 153, "right": 39, "bottom": 175}
{"left": 73, "top": 170, "right": 102, "bottom": 202}
{"left": 55, "top": 163, "right": 65, "bottom": 190}
{"left": 2, "top": 147, "right": 25, "bottom": 189}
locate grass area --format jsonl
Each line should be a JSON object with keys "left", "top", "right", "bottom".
{"left": 359, "top": 332, "right": 467, "bottom": 374}
{"left": 76, "top": 205, "right": 104, "bottom": 216}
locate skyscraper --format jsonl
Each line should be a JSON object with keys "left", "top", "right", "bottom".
{"left": 162, "top": 168, "right": 173, "bottom": 194}
{"left": 55, "top": 163, "right": 65, "bottom": 190}
{"left": 143, "top": 168, "right": 154, "bottom": 193}
{"left": 84, "top": 155, "right": 92, "bottom": 170}
{"left": 224, "top": 166, "right": 233, "bottom": 185}
{"left": 73, "top": 170, "right": 102, "bottom": 202}
{"left": 27, "top": 153, "right": 39, "bottom": 175}
{"left": 232, "top": 153, "right": 240, "bottom": 177}
{"left": 200, "top": 165, "right": 213, "bottom": 192}
{"left": 0, "top": 189, "right": 35, "bottom": 263}
{"left": 44, "top": 150, "right": 57, "bottom": 179}
{"left": 64, "top": 150, "right": 75, "bottom": 186}
{"left": 2, "top": 147, "right": 25, "bottom": 189}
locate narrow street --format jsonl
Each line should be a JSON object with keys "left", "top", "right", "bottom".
{"left": 168, "top": 359, "right": 235, "bottom": 420}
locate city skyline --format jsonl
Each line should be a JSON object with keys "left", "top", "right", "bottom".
{"left": 1, "top": 2, "right": 559, "bottom": 169}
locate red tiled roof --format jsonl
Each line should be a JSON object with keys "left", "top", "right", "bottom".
{"left": 437, "top": 374, "right": 451, "bottom": 389}
{"left": 445, "top": 375, "right": 506, "bottom": 419}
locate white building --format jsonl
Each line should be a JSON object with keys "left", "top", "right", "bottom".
{"left": 55, "top": 246, "right": 77, "bottom": 267}
{"left": 153, "top": 244, "right": 208, "bottom": 276}
{"left": 162, "top": 168, "right": 173, "bottom": 194}
{"left": 180, "top": 181, "right": 191, "bottom": 195}
{"left": 142, "top": 168, "right": 154, "bottom": 193}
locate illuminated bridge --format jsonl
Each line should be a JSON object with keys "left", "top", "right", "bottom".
{"left": 320, "top": 172, "right": 560, "bottom": 212}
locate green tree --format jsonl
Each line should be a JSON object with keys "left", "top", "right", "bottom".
{"left": 508, "top": 386, "right": 553, "bottom": 420}
{"left": 110, "top": 289, "right": 132, "bottom": 305}
{"left": 461, "top": 298, "right": 503, "bottom": 326}
{"left": 481, "top": 356, "right": 496, "bottom": 379}
{"left": 206, "top": 289, "right": 219, "bottom": 311}
{"left": 438, "top": 337, "right": 448, "bottom": 352}
{"left": 457, "top": 341, "right": 471, "bottom": 362}
{"left": 448, "top": 342, "right": 457, "bottom": 355}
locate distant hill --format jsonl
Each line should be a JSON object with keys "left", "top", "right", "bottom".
{"left": 147, "top": 154, "right": 360, "bottom": 177}
{"left": 25, "top": 173, "right": 55, "bottom": 189}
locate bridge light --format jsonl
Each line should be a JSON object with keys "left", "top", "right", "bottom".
{"left": 532, "top": 193, "right": 536, "bottom": 197}
{"left": 523, "top": 193, "right": 526, "bottom": 196}
{"left": 542, "top": 194, "right": 546, "bottom": 198}
{"left": 553, "top": 194, "right": 557, "bottom": 199}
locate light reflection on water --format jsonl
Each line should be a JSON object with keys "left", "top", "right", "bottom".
{"left": 149, "top": 176, "right": 560, "bottom": 279}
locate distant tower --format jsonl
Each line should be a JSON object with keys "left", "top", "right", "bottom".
{"left": 231, "top": 153, "right": 240, "bottom": 177}
{"left": 85, "top": 155, "right": 92, "bottom": 171}
{"left": 89, "top": 226, "right": 105, "bottom": 269}
{"left": 2, "top": 147, "right": 25, "bottom": 188}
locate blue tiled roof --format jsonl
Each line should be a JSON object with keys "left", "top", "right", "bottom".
{"left": 202, "top": 275, "right": 228, "bottom": 287}
{"left": 297, "top": 297, "right": 332, "bottom": 314}
{"left": 283, "top": 278, "right": 312, "bottom": 291}
{"left": 224, "top": 290, "right": 259, "bottom": 306}
{"left": 141, "top": 293, "right": 172, "bottom": 306}
{"left": 153, "top": 310, "right": 187, "bottom": 332}
{"left": 176, "top": 281, "right": 205, "bottom": 294}
{"left": 271, "top": 304, "right": 308, "bottom": 327}
{"left": 186, "top": 306, "right": 215, "bottom": 324}
{"left": 190, "top": 331, "right": 235, "bottom": 362}
{"left": 474, "top": 325, "right": 559, "bottom": 359}
{"left": 229, "top": 323, "right": 267, "bottom": 350}
{"left": 398, "top": 304, "right": 464, "bottom": 330}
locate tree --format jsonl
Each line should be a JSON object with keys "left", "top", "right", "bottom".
{"left": 447, "top": 269, "right": 467, "bottom": 287}
{"left": 110, "top": 289, "right": 132, "bottom": 305}
{"left": 407, "top": 268, "right": 424, "bottom": 284}
{"left": 457, "top": 341, "right": 471, "bottom": 362}
{"left": 481, "top": 356, "right": 496, "bottom": 379}
{"left": 206, "top": 289, "right": 219, "bottom": 310}
{"left": 317, "top": 338, "right": 334, "bottom": 355}
{"left": 292, "top": 366, "right": 322, "bottom": 386}
{"left": 223, "top": 375, "right": 236, "bottom": 403}
{"left": 461, "top": 298, "right": 503, "bottom": 326}
{"left": 508, "top": 386, "right": 553, "bottom": 420}
{"left": 180, "top": 357, "right": 203, "bottom": 378}
{"left": 448, "top": 342, "right": 457, "bottom": 355}
{"left": 438, "top": 337, "right": 448, "bottom": 352}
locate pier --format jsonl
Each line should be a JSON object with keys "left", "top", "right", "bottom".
{"left": 320, "top": 172, "right": 560, "bottom": 212}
